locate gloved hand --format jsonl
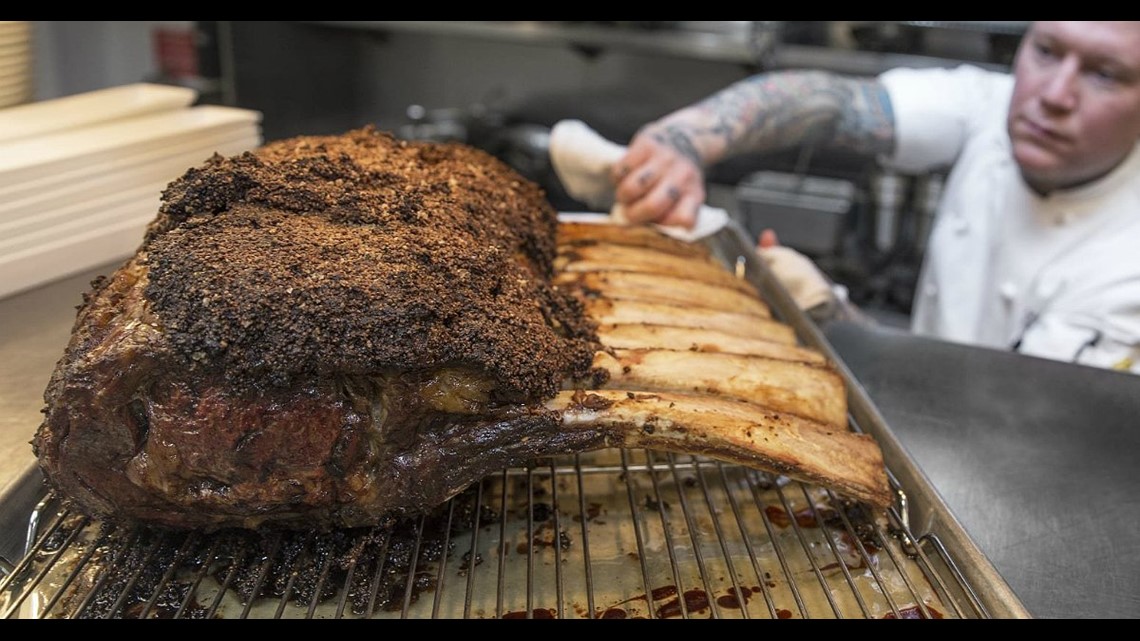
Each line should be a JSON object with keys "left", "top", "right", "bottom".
{"left": 548, "top": 119, "right": 729, "bottom": 242}
{"left": 755, "top": 229, "right": 837, "bottom": 313}
{"left": 611, "top": 127, "right": 706, "bottom": 229}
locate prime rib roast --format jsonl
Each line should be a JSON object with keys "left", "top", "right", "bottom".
{"left": 32, "top": 127, "right": 891, "bottom": 531}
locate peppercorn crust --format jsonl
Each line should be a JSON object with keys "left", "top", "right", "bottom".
{"left": 138, "top": 127, "right": 599, "bottom": 398}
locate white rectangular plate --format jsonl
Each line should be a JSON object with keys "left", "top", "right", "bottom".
{"left": 0, "top": 105, "right": 261, "bottom": 186}
{"left": 0, "top": 83, "right": 198, "bottom": 144}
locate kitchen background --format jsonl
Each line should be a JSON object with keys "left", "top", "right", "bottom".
{"left": 24, "top": 20, "right": 1029, "bottom": 327}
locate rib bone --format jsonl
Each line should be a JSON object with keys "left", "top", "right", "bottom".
{"left": 589, "top": 348, "right": 847, "bottom": 428}
{"left": 595, "top": 323, "right": 827, "bottom": 365}
{"left": 556, "top": 242, "right": 754, "bottom": 295}
{"left": 548, "top": 389, "right": 892, "bottom": 510}
{"left": 557, "top": 270, "right": 772, "bottom": 319}
{"left": 582, "top": 297, "right": 796, "bottom": 344}
{"left": 557, "top": 221, "right": 714, "bottom": 258}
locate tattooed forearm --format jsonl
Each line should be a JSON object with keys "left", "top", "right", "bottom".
{"left": 834, "top": 77, "right": 895, "bottom": 154}
{"left": 648, "top": 125, "right": 703, "bottom": 168}
{"left": 644, "top": 70, "right": 896, "bottom": 167}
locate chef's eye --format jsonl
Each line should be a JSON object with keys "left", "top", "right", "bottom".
{"left": 1032, "top": 41, "right": 1059, "bottom": 62}
{"left": 1087, "top": 66, "right": 1124, "bottom": 88}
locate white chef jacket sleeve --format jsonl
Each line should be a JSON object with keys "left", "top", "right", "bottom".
{"left": 877, "top": 64, "right": 1014, "bottom": 173}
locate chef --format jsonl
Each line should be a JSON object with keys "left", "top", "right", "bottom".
{"left": 608, "top": 21, "right": 1140, "bottom": 374}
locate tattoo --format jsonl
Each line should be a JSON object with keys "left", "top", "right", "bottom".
{"left": 649, "top": 71, "right": 896, "bottom": 166}
{"left": 649, "top": 126, "right": 703, "bottom": 168}
{"left": 834, "top": 78, "right": 896, "bottom": 155}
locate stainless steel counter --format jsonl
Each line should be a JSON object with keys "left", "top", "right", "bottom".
{"left": 823, "top": 320, "right": 1140, "bottom": 619}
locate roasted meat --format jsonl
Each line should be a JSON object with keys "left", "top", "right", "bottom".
{"left": 32, "top": 128, "right": 890, "bottom": 531}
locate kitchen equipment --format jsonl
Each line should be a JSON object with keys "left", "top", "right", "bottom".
{"left": 0, "top": 219, "right": 1029, "bottom": 619}
{"left": 736, "top": 170, "right": 857, "bottom": 257}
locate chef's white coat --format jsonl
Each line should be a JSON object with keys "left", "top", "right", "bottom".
{"left": 879, "top": 65, "right": 1140, "bottom": 373}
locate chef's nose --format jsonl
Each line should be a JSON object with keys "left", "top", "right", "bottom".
{"left": 1040, "top": 55, "right": 1081, "bottom": 111}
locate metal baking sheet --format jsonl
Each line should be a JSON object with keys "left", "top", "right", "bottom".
{"left": 705, "top": 219, "right": 1029, "bottom": 618}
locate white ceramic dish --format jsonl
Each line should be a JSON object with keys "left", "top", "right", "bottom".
{"left": 0, "top": 133, "right": 261, "bottom": 226}
{"left": 0, "top": 21, "right": 31, "bottom": 34}
{"left": 0, "top": 75, "right": 30, "bottom": 93}
{"left": 0, "top": 64, "right": 30, "bottom": 83}
{"left": 0, "top": 50, "right": 31, "bottom": 73}
{"left": 0, "top": 83, "right": 198, "bottom": 144}
{"left": 0, "top": 32, "right": 27, "bottom": 45}
{"left": 0, "top": 131, "right": 261, "bottom": 299}
{"left": 0, "top": 206, "right": 154, "bottom": 300}
{"left": 0, "top": 190, "right": 160, "bottom": 255}
{"left": 0, "top": 72, "right": 29, "bottom": 88}
{"left": 0, "top": 130, "right": 261, "bottom": 204}
{"left": 0, "top": 105, "right": 261, "bottom": 186}
{"left": 0, "top": 80, "right": 30, "bottom": 97}
{"left": 0, "top": 35, "right": 30, "bottom": 49}
{"left": 0, "top": 182, "right": 164, "bottom": 244}
{"left": 0, "top": 47, "right": 30, "bottom": 63}
{"left": 0, "top": 85, "right": 31, "bottom": 109}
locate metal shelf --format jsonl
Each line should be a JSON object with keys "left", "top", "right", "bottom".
{"left": 307, "top": 21, "right": 1013, "bottom": 76}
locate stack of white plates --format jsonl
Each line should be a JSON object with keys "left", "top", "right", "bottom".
{"left": 0, "top": 21, "right": 33, "bottom": 109}
{"left": 0, "top": 83, "right": 262, "bottom": 299}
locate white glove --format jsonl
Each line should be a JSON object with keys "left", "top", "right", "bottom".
{"left": 756, "top": 244, "right": 837, "bottom": 312}
{"left": 548, "top": 119, "right": 627, "bottom": 212}
{"left": 548, "top": 119, "right": 729, "bottom": 242}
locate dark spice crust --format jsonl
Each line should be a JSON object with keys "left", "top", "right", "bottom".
{"left": 139, "top": 127, "right": 599, "bottom": 399}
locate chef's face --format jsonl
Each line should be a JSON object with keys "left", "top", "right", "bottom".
{"left": 1007, "top": 21, "right": 1140, "bottom": 194}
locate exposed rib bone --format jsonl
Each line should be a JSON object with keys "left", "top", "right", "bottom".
{"left": 582, "top": 297, "right": 797, "bottom": 345}
{"left": 557, "top": 221, "right": 714, "bottom": 258}
{"left": 556, "top": 242, "right": 754, "bottom": 295}
{"left": 589, "top": 348, "right": 847, "bottom": 428}
{"left": 553, "top": 220, "right": 889, "bottom": 511}
{"left": 595, "top": 323, "right": 827, "bottom": 365}
{"left": 558, "top": 270, "right": 771, "bottom": 318}
{"left": 548, "top": 389, "right": 892, "bottom": 510}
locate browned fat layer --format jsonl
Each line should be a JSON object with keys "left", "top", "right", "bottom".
{"left": 556, "top": 221, "right": 714, "bottom": 259}
{"left": 139, "top": 127, "right": 599, "bottom": 397}
{"left": 569, "top": 390, "right": 615, "bottom": 411}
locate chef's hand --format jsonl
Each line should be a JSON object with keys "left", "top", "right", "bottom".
{"left": 610, "top": 128, "right": 705, "bottom": 229}
{"left": 756, "top": 229, "right": 841, "bottom": 316}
